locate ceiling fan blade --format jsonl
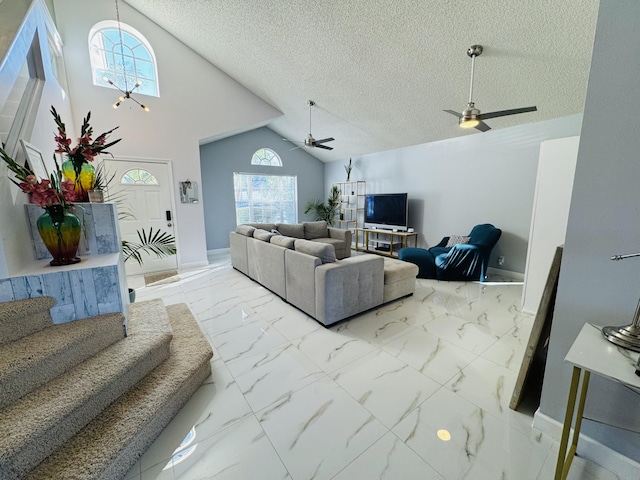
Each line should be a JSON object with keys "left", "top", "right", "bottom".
{"left": 289, "top": 145, "right": 303, "bottom": 151}
{"left": 475, "top": 121, "right": 491, "bottom": 132}
{"left": 479, "top": 106, "right": 537, "bottom": 120}
{"left": 314, "top": 137, "right": 334, "bottom": 144}
{"left": 443, "top": 109, "right": 462, "bottom": 118}
{"left": 315, "top": 144, "right": 333, "bottom": 150}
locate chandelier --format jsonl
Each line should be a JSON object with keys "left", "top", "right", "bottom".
{"left": 104, "top": 0, "right": 149, "bottom": 111}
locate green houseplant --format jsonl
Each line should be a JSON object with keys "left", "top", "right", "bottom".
{"left": 304, "top": 185, "right": 341, "bottom": 225}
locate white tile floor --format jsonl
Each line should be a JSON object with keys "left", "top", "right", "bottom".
{"left": 123, "top": 253, "right": 623, "bottom": 480}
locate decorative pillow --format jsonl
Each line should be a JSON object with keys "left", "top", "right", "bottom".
{"left": 303, "top": 221, "right": 329, "bottom": 240}
{"left": 271, "top": 228, "right": 282, "bottom": 235}
{"left": 253, "top": 228, "right": 275, "bottom": 242}
{"left": 294, "top": 238, "right": 336, "bottom": 264}
{"left": 276, "top": 223, "right": 305, "bottom": 238}
{"left": 445, "top": 235, "right": 471, "bottom": 248}
{"left": 270, "top": 235, "right": 295, "bottom": 249}
{"left": 236, "top": 225, "right": 256, "bottom": 237}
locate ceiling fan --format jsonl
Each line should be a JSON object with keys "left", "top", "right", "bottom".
{"left": 444, "top": 45, "right": 537, "bottom": 132}
{"left": 286, "top": 100, "right": 335, "bottom": 150}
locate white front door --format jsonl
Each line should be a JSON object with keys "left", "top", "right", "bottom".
{"left": 103, "top": 159, "right": 177, "bottom": 275}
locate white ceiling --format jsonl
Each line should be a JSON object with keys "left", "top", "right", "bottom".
{"left": 124, "top": 0, "right": 600, "bottom": 162}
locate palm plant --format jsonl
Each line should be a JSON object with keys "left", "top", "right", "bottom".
{"left": 122, "top": 227, "right": 177, "bottom": 265}
{"left": 304, "top": 185, "right": 341, "bottom": 225}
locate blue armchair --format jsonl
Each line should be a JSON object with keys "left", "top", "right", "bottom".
{"left": 398, "top": 224, "right": 502, "bottom": 281}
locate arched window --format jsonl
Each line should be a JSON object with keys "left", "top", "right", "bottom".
{"left": 120, "top": 169, "right": 159, "bottom": 184}
{"left": 88, "top": 21, "right": 159, "bottom": 97}
{"left": 251, "top": 148, "right": 282, "bottom": 166}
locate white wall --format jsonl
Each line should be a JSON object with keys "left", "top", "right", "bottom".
{"left": 51, "top": 0, "right": 282, "bottom": 269}
{"left": 324, "top": 115, "right": 583, "bottom": 274}
{"left": 538, "top": 0, "right": 640, "bottom": 465}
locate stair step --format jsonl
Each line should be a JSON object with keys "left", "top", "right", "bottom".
{"left": 0, "top": 312, "right": 125, "bottom": 409}
{"left": 0, "top": 299, "right": 173, "bottom": 480}
{"left": 0, "top": 297, "right": 55, "bottom": 347}
{"left": 26, "top": 303, "right": 213, "bottom": 479}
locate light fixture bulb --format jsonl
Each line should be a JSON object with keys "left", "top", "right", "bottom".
{"left": 460, "top": 118, "right": 480, "bottom": 128}
{"left": 141, "top": 104, "right": 149, "bottom": 112}
{"left": 135, "top": 80, "right": 142, "bottom": 87}
{"left": 112, "top": 102, "right": 120, "bottom": 109}
{"left": 118, "top": 95, "right": 125, "bottom": 102}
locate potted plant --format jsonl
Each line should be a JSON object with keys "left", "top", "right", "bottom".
{"left": 304, "top": 185, "right": 341, "bottom": 225}
{"left": 344, "top": 158, "right": 353, "bottom": 182}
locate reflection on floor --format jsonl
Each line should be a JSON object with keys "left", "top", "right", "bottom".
{"left": 124, "top": 252, "right": 622, "bottom": 480}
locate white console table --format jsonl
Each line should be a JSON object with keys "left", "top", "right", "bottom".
{"left": 555, "top": 323, "right": 640, "bottom": 479}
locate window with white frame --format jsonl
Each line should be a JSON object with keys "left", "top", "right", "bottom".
{"left": 88, "top": 21, "right": 159, "bottom": 97}
{"left": 251, "top": 148, "right": 282, "bottom": 166}
{"left": 233, "top": 173, "right": 297, "bottom": 225}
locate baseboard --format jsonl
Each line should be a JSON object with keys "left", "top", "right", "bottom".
{"left": 179, "top": 260, "right": 210, "bottom": 270}
{"left": 486, "top": 266, "right": 524, "bottom": 281}
{"left": 533, "top": 409, "right": 640, "bottom": 479}
{"left": 207, "top": 248, "right": 230, "bottom": 255}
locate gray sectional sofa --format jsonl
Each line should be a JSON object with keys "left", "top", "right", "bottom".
{"left": 229, "top": 221, "right": 419, "bottom": 326}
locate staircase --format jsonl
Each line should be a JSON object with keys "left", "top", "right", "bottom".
{"left": 0, "top": 297, "right": 213, "bottom": 479}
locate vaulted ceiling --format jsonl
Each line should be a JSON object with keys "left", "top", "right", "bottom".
{"left": 124, "top": 0, "right": 600, "bottom": 162}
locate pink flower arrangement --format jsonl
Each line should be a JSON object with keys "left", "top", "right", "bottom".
{"left": 51, "top": 106, "right": 121, "bottom": 165}
{"left": 0, "top": 147, "right": 75, "bottom": 210}
{"left": 18, "top": 175, "right": 76, "bottom": 208}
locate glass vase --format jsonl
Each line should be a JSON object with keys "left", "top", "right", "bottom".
{"left": 36, "top": 205, "right": 82, "bottom": 266}
{"left": 61, "top": 159, "right": 95, "bottom": 202}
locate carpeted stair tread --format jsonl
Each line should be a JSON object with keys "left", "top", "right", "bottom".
{"left": 0, "top": 300, "right": 173, "bottom": 480}
{"left": 26, "top": 303, "right": 213, "bottom": 480}
{"left": 0, "top": 297, "right": 56, "bottom": 347}
{"left": 0, "top": 312, "right": 125, "bottom": 410}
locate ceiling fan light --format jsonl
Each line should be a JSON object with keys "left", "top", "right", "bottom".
{"left": 460, "top": 118, "right": 479, "bottom": 128}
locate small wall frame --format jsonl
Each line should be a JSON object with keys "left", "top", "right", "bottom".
{"left": 179, "top": 180, "right": 198, "bottom": 203}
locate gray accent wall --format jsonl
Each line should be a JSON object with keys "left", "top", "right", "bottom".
{"left": 324, "top": 115, "right": 583, "bottom": 274}
{"left": 200, "top": 127, "right": 325, "bottom": 250}
{"left": 539, "top": 0, "right": 640, "bottom": 462}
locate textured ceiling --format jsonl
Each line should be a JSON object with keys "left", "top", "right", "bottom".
{"left": 124, "top": 0, "right": 599, "bottom": 162}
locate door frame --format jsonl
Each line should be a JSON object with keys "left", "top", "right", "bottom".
{"left": 102, "top": 156, "right": 180, "bottom": 270}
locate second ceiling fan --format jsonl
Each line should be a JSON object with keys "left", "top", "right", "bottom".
{"left": 289, "top": 100, "right": 335, "bottom": 150}
{"left": 444, "top": 45, "right": 537, "bottom": 132}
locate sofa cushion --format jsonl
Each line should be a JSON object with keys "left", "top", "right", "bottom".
{"left": 304, "top": 221, "right": 329, "bottom": 240}
{"left": 294, "top": 238, "right": 336, "bottom": 264}
{"left": 276, "top": 223, "right": 305, "bottom": 239}
{"left": 383, "top": 257, "right": 419, "bottom": 284}
{"left": 445, "top": 235, "right": 471, "bottom": 247}
{"left": 253, "top": 229, "right": 275, "bottom": 242}
{"left": 270, "top": 235, "right": 295, "bottom": 249}
{"left": 246, "top": 223, "right": 277, "bottom": 232}
{"left": 236, "top": 225, "right": 256, "bottom": 237}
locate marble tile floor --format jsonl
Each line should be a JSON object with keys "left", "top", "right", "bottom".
{"left": 123, "top": 253, "right": 621, "bottom": 480}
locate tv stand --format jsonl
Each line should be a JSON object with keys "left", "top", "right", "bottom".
{"left": 355, "top": 228, "right": 418, "bottom": 258}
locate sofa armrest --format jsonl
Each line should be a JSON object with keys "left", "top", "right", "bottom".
{"left": 328, "top": 227, "right": 352, "bottom": 258}
{"left": 315, "top": 254, "right": 384, "bottom": 326}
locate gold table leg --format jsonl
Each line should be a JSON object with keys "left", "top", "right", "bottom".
{"left": 554, "top": 366, "right": 590, "bottom": 480}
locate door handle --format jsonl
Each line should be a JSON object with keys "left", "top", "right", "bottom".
{"left": 166, "top": 210, "right": 172, "bottom": 221}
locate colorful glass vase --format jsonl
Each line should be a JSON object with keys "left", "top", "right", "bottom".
{"left": 36, "top": 205, "right": 82, "bottom": 266}
{"left": 61, "top": 159, "right": 95, "bottom": 202}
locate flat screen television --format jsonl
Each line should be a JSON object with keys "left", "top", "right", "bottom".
{"left": 364, "top": 193, "right": 409, "bottom": 231}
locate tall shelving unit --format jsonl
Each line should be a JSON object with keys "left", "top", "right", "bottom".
{"left": 332, "top": 180, "right": 366, "bottom": 246}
